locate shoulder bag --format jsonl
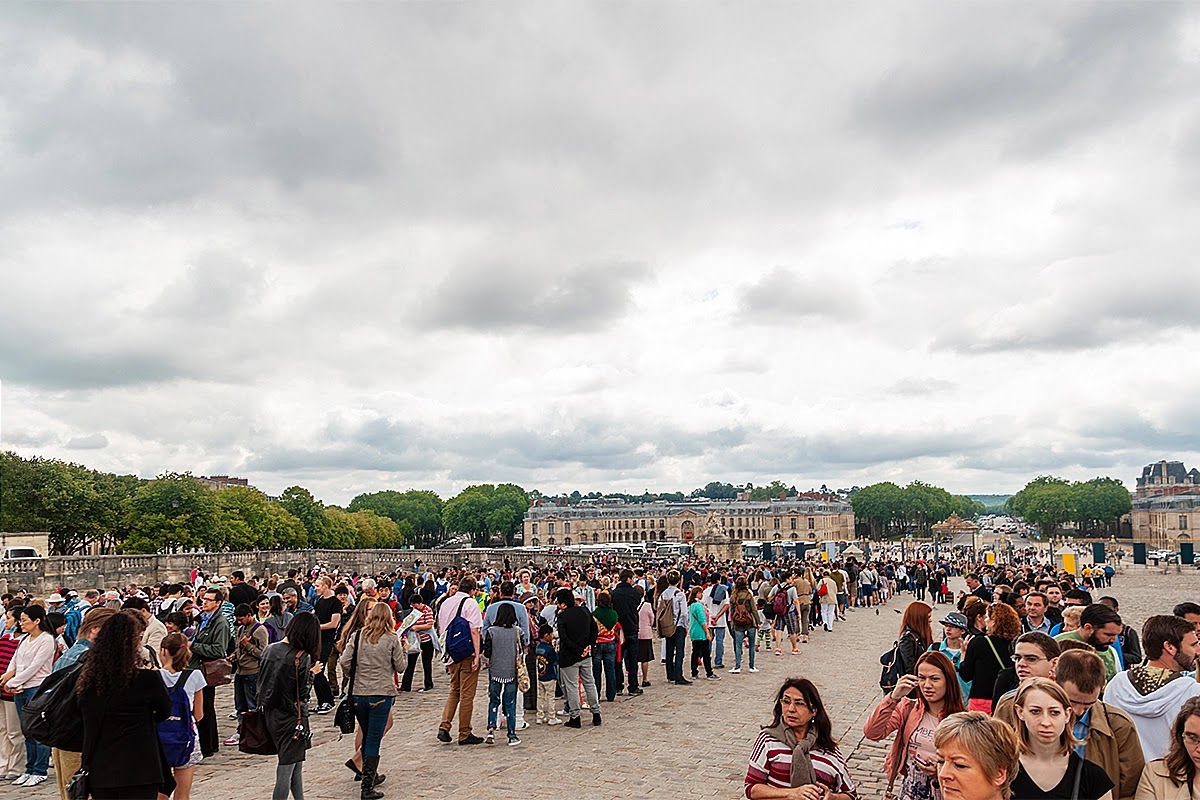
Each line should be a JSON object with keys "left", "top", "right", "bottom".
{"left": 515, "top": 633, "right": 531, "bottom": 693}
{"left": 239, "top": 650, "right": 300, "bottom": 756}
{"left": 334, "top": 631, "right": 360, "bottom": 735}
{"left": 201, "top": 656, "right": 234, "bottom": 687}
{"left": 983, "top": 636, "right": 1007, "bottom": 671}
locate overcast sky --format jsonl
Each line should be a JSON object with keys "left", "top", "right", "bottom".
{"left": 2, "top": 3, "right": 1199, "bottom": 506}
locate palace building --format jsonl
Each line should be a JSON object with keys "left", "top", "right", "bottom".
{"left": 522, "top": 497, "right": 855, "bottom": 548}
{"left": 1132, "top": 460, "right": 1200, "bottom": 548}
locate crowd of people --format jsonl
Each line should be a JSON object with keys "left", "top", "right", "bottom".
{"left": 0, "top": 552, "right": 1197, "bottom": 800}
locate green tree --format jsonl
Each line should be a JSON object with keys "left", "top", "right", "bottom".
{"left": 1069, "top": 477, "right": 1131, "bottom": 536}
{"left": 124, "top": 473, "right": 217, "bottom": 553}
{"left": 442, "top": 483, "right": 529, "bottom": 546}
{"left": 348, "top": 489, "right": 443, "bottom": 546}
{"left": 213, "top": 486, "right": 309, "bottom": 551}
{"left": 850, "top": 481, "right": 906, "bottom": 539}
{"left": 1010, "top": 476, "right": 1073, "bottom": 540}
{"left": 277, "top": 485, "right": 341, "bottom": 548}
{"left": 326, "top": 507, "right": 403, "bottom": 549}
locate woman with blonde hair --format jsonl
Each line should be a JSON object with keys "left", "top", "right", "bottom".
{"left": 1009, "top": 677, "right": 1112, "bottom": 800}
{"left": 340, "top": 601, "right": 404, "bottom": 799}
{"left": 933, "top": 711, "right": 1019, "bottom": 800}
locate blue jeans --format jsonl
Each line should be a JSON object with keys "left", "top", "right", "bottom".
{"left": 15, "top": 688, "right": 50, "bottom": 776}
{"left": 351, "top": 695, "right": 393, "bottom": 757}
{"left": 591, "top": 641, "right": 618, "bottom": 701}
{"left": 235, "top": 673, "right": 259, "bottom": 714}
{"left": 731, "top": 627, "right": 756, "bottom": 670}
{"left": 712, "top": 626, "right": 726, "bottom": 667}
{"left": 664, "top": 628, "right": 687, "bottom": 682}
{"left": 487, "top": 679, "right": 518, "bottom": 739}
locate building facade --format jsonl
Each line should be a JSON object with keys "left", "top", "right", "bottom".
{"left": 1135, "top": 461, "right": 1200, "bottom": 498}
{"left": 1132, "top": 491, "right": 1200, "bottom": 550}
{"left": 522, "top": 497, "right": 855, "bottom": 548}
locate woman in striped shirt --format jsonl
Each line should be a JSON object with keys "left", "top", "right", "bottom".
{"left": 745, "top": 678, "right": 857, "bottom": 800}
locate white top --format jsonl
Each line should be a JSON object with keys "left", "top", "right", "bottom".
{"left": 9, "top": 632, "right": 55, "bottom": 691}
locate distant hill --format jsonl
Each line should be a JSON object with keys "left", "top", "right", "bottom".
{"left": 968, "top": 494, "right": 1012, "bottom": 511}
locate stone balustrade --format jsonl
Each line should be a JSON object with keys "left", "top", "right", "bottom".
{"left": 0, "top": 547, "right": 594, "bottom": 594}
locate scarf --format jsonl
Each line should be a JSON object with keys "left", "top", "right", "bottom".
{"left": 765, "top": 722, "right": 819, "bottom": 788}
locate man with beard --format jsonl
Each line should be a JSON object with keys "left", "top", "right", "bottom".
{"left": 1055, "top": 603, "right": 1123, "bottom": 680}
{"left": 1105, "top": 614, "right": 1200, "bottom": 761}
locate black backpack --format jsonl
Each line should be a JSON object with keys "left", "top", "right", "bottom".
{"left": 20, "top": 660, "right": 85, "bottom": 751}
{"left": 879, "top": 630, "right": 914, "bottom": 694}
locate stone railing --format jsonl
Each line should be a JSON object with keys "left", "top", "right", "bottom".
{"left": 0, "top": 547, "right": 593, "bottom": 594}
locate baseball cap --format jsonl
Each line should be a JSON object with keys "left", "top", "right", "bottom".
{"left": 940, "top": 612, "right": 968, "bottom": 629}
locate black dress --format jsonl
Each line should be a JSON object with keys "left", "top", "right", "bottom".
{"left": 257, "top": 642, "right": 313, "bottom": 765}
{"left": 78, "top": 669, "right": 174, "bottom": 793}
{"left": 1009, "top": 753, "right": 1113, "bottom": 800}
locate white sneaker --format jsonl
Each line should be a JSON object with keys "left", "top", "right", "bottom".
{"left": 13, "top": 775, "right": 31, "bottom": 787}
{"left": 23, "top": 775, "right": 47, "bottom": 787}
{"left": 516, "top": 720, "right": 529, "bottom": 730}
{"left": 546, "top": 718, "right": 563, "bottom": 726}
{"left": 749, "top": 667, "right": 760, "bottom": 673}
{"left": 728, "top": 667, "right": 741, "bottom": 674}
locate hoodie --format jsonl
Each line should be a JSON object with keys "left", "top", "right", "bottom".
{"left": 1105, "top": 666, "right": 1200, "bottom": 761}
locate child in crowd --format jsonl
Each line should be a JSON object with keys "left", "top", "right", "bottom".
{"left": 534, "top": 624, "right": 562, "bottom": 726}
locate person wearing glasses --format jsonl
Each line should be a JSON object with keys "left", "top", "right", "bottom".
{"left": 187, "top": 586, "right": 232, "bottom": 759}
{"left": 745, "top": 678, "right": 857, "bottom": 800}
{"left": 996, "top": 650, "right": 1145, "bottom": 800}
{"left": 1009, "top": 678, "right": 1113, "bottom": 800}
{"left": 990, "top": 632, "right": 1060, "bottom": 708}
{"left": 1136, "top": 697, "right": 1200, "bottom": 800}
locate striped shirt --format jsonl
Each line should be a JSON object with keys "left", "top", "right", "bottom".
{"left": 745, "top": 730, "right": 857, "bottom": 799}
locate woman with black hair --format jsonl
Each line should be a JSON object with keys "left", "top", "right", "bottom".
{"left": 76, "top": 612, "right": 174, "bottom": 799}
{"left": 484, "top": 601, "right": 527, "bottom": 747}
{"left": 0, "top": 604, "right": 58, "bottom": 787}
{"left": 258, "top": 613, "right": 320, "bottom": 800}
{"left": 745, "top": 678, "right": 858, "bottom": 800}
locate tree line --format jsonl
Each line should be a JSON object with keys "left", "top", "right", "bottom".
{"left": 0, "top": 452, "right": 528, "bottom": 555}
{"left": 1006, "top": 475, "right": 1131, "bottom": 539}
{"left": 850, "top": 481, "right": 987, "bottom": 539}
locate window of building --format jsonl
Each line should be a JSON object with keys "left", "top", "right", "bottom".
{"left": 1182, "top": 516, "right": 1190, "bottom": 530}
{"left": 593, "top": 533, "right": 599, "bottom": 543}
{"left": 807, "top": 517, "right": 815, "bottom": 530}
{"left": 790, "top": 517, "right": 797, "bottom": 530}
{"left": 659, "top": 519, "right": 665, "bottom": 528}
{"left": 548, "top": 522, "right": 555, "bottom": 535}
{"left": 548, "top": 537, "right": 555, "bottom": 546}
{"left": 773, "top": 518, "right": 780, "bottom": 530}
{"left": 641, "top": 519, "right": 646, "bottom": 529}
{"left": 531, "top": 523, "right": 538, "bottom": 535}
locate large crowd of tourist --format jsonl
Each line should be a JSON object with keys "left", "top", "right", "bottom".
{"left": 0, "top": 552, "right": 1197, "bottom": 800}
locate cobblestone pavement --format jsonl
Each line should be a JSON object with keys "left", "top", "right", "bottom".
{"left": 17, "top": 566, "right": 1199, "bottom": 800}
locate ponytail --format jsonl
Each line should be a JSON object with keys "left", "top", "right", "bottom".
{"left": 161, "top": 632, "right": 191, "bottom": 672}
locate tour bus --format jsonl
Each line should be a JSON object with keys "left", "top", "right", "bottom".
{"left": 654, "top": 542, "right": 694, "bottom": 558}
{"left": 564, "top": 543, "right": 637, "bottom": 555}
{"left": 742, "top": 541, "right": 762, "bottom": 560}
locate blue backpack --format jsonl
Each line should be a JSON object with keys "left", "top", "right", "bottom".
{"left": 444, "top": 597, "right": 476, "bottom": 664}
{"left": 159, "top": 670, "right": 197, "bottom": 768}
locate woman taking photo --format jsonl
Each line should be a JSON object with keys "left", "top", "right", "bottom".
{"left": 258, "top": 613, "right": 320, "bottom": 800}
{"left": 0, "top": 605, "right": 57, "bottom": 787}
{"left": 400, "top": 593, "right": 435, "bottom": 693}
{"left": 894, "top": 603, "right": 935, "bottom": 682}
{"left": 158, "top": 633, "right": 206, "bottom": 800}
{"left": 1137, "top": 697, "right": 1200, "bottom": 800}
{"left": 745, "top": 677, "right": 857, "bottom": 800}
{"left": 340, "top": 602, "right": 405, "bottom": 798}
{"left": 959, "top": 603, "right": 1021, "bottom": 713}
{"left": 864, "top": 651, "right": 966, "bottom": 800}
{"left": 1010, "top": 678, "right": 1112, "bottom": 800}
{"left": 77, "top": 612, "right": 174, "bottom": 799}
{"left": 934, "top": 711, "right": 1020, "bottom": 800}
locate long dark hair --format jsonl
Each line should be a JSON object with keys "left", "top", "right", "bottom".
{"left": 19, "top": 605, "right": 55, "bottom": 636}
{"left": 494, "top": 602, "right": 517, "bottom": 628}
{"left": 766, "top": 677, "right": 837, "bottom": 752}
{"left": 285, "top": 612, "right": 321, "bottom": 658}
{"left": 1165, "top": 697, "right": 1200, "bottom": 786}
{"left": 77, "top": 612, "right": 139, "bottom": 696}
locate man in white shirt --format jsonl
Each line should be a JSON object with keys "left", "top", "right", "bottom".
{"left": 702, "top": 574, "right": 730, "bottom": 669}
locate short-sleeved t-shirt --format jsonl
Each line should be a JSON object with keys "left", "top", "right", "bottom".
{"left": 1009, "top": 753, "right": 1113, "bottom": 800}
{"left": 314, "top": 596, "right": 342, "bottom": 646}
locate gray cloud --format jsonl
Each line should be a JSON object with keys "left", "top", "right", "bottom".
{"left": 738, "top": 267, "right": 864, "bottom": 322}
{"left": 418, "top": 260, "right": 649, "bottom": 333}
{"left": 66, "top": 433, "right": 109, "bottom": 450}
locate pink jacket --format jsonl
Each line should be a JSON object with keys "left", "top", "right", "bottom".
{"left": 862, "top": 695, "right": 925, "bottom": 783}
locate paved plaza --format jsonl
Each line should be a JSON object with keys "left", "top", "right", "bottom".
{"left": 14, "top": 566, "right": 1200, "bottom": 800}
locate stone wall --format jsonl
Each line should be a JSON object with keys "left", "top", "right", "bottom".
{"left": 0, "top": 548, "right": 594, "bottom": 595}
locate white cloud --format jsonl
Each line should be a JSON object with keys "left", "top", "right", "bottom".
{"left": 3, "top": 3, "right": 1199, "bottom": 504}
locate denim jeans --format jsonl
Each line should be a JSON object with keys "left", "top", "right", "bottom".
{"left": 487, "top": 678, "right": 518, "bottom": 739}
{"left": 14, "top": 688, "right": 50, "bottom": 776}
{"left": 351, "top": 695, "right": 394, "bottom": 757}
{"left": 711, "top": 626, "right": 726, "bottom": 667}
{"left": 664, "top": 628, "right": 687, "bottom": 682}
{"left": 234, "top": 673, "right": 259, "bottom": 714}
{"left": 591, "top": 641, "right": 618, "bottom": 701}
{"left": 731, "top": 627, "right": 756, "bottom": 670}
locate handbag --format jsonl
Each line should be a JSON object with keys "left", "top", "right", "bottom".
{"left": 515, "top": 635, "right": 531, "bottom": 694}
{"left": 334, "top": 631, "right": 360, "bottom": 735}
{"left": 201, "top": 657, "right": 234, "bottom": 687}
{"left": 238, "top": 708, "right": 277, "bottom": 755}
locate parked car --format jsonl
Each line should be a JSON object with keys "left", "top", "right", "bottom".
{"left": 0, "top": 546, "right": 42, "bottom": 560}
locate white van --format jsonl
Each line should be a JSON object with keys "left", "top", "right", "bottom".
{"left": 1, "top": 546, "right": 42, "bottom": 560}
